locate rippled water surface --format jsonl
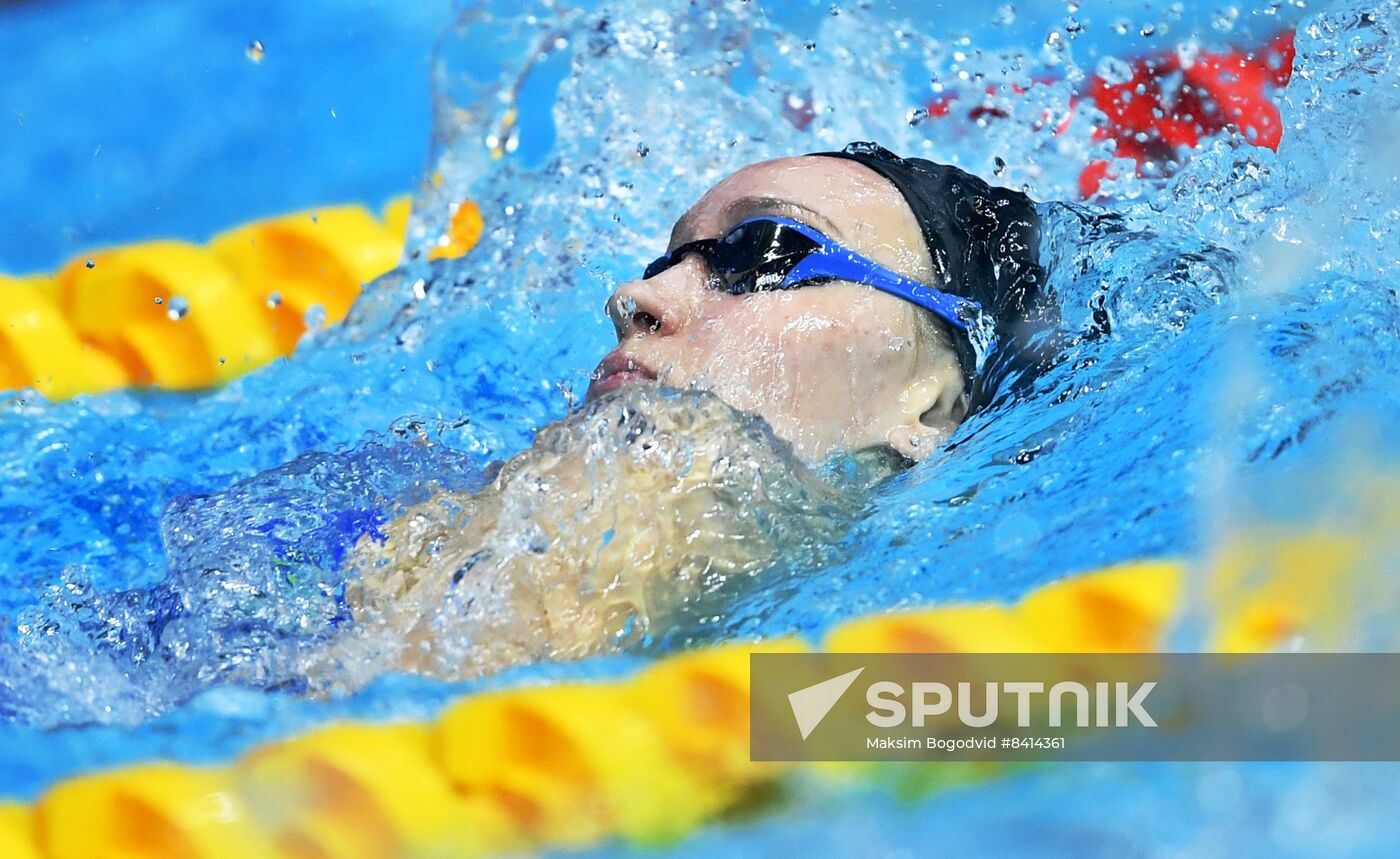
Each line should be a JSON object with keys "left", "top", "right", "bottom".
{"left": 3, "top": 0, "right": 1400, "bottom": 854}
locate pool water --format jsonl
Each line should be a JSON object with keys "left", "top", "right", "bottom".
{"left": 4, "top": 0, "right": 1400, "bottom": 855}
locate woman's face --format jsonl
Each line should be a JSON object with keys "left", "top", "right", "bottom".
{"left": 589, "top": 155, "right": 966, "bottom": 463}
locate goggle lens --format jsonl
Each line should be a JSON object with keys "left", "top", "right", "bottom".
{"left": 642, "top": 218, "right": 822, "bottom": 292}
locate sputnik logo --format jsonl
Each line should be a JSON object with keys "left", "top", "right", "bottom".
{"left": 788, "top": 667, "right": 864, "bottom": 740}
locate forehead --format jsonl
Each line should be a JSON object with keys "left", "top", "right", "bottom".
{"left": 669, "top": 156, "right": 930, "bottom": 277}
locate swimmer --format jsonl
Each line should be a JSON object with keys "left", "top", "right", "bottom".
{"left": 590, "top": 140, "right": 1048, "bottom": 461}
{"left": 316, "top": 142, "right": 1050, "bottom": 690}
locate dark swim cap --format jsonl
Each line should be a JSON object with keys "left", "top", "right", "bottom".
{"left": 807, "top": 141, "right": 1054, "bottom": 409}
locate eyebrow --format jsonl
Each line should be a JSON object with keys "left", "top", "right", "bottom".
{"left": 670, "top": 195, "right": 845, "bottom": 249}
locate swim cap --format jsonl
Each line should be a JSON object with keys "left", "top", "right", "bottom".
{"left": 807, "top": 141, "right": 1053, "bottom": 407}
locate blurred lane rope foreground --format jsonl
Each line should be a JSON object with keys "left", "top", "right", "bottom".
{"left": 0, "top": 523, "right": 1386, "bottom": 859}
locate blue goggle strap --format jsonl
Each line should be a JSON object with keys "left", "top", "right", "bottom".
{"left": 771, "top": 217, "right": 981, "bottom": 333}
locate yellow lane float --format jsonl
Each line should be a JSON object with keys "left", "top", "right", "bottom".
{"left": 0, "top": 275, "right": 126, "bottom": 399}
{"left": 0, "top": 805, "right": 41, "bottom": 859}
{"left": 436, "top": 681, "right": 713, "bottom": 847}
{"left": 237, "top": 723, "right": 514, "bottom": 859}
{"left": 210, "top": 206, "right": 402, "bottom": 355}
{"left": 1016, "top": 559, "right": 1183, "bottom": 652}
{"left": 34, "top": 763, "right": 279, "bottom": 859}
{"left": 826, "top": 561, "right": 1182, "bottom": 655}
{"left": 627, "top": 638, "right": 801, "bottom": 787}
{"left": 55, "top": 241, "right": 278, "bottom": 389}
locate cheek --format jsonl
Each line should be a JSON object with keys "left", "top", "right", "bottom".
{"left": 680, "top": 292, "right": 896, "bottom": 402}
{"left": 680, "top": 302, "right": 812, "bottom": 393}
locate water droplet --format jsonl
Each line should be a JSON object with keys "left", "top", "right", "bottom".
{"left": 1096, "top": 56, "right": 1135, "bottom": 86}
{"left": 167, "top": 296, "right": 189, "bottom": 321}
{"left": 1212, "top": 7, "right": 1239, "bottom": 32}
{"left": 804, "top": 40, "right": 816, "bottom": 51}
{"left": 992, "top": 4, "right": 1016, "bottom": 26}
{"left": 993, "top": 156, "right": 1007, "bottom": 176}
{"left": 266, "top": 292, "right": 282, "bottom": 309}
{"left": 396, "top": 319, "right": 425, "bottom": 350}
{"left": 246, "top": 40, "right": 265, "bottom": 63}
{"left": 153, "top": 296, "right": 164, "bottom": 305}
{"left": 1176, "top": 40, "right": 1201, "bottom": 68}
{"left": 84, "top": 258, "right": 95, "bottom": 269}
{"left": 1140, "top": 23, "right": 1156, "bottom": 36}
{"left": 636, "top": 143, "right": 650, "bottom": 157}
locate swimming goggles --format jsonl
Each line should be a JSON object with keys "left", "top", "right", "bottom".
{"left": 642, "top": 215, "right": 980, "bottom": 332}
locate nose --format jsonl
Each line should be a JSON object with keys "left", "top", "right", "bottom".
{"left": 604, "top": 257, "right": 700, "bottom": 340}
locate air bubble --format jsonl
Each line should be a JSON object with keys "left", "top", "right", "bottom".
{"left": 246, "top": 40, "right": 265, "bottom": 63}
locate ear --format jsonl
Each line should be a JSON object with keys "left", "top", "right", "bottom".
{"left": 885, "top": 375, "right": 967, "bottom": 462}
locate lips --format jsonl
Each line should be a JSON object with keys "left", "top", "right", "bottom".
{"left": 587, "top": 351, "right": 659, "bottom": 399}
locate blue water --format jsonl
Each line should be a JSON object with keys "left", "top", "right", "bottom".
{"left": 0, "top": 0, "right": 450, "bottom": 273}
{"left": 4, "top": 0, "right": 1400, "bottom": 855}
